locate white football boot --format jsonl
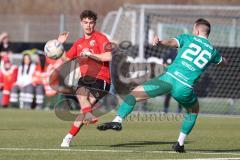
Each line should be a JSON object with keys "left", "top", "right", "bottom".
{"left": 60, "top": 134, "right": 73, "bottom": 147}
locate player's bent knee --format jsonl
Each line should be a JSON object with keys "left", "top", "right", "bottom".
{"left": 77, "top": 95, "right": 88, "bottom": 101}
{"left": 73, "top": 120, "right": 83, "bottom": 127}
{"left": 188, "top": 100, "right": 200, "bottom": 114}
{"left": 76, "top": 87, "right": 89, "bottom": 96}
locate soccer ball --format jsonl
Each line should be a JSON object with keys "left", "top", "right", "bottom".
{"left": 44, "top": 39, "right": 64, "bottom": 59}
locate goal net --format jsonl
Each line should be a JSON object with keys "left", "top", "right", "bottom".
{"left": 107, "top": 4, "right": 240, "bottom": 115}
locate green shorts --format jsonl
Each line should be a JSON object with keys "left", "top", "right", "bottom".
{"left": 143, "top": 72, "right": 197, "bottom": 108}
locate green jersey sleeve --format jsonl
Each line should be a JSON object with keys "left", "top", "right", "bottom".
{"left": 173, "top": 34, "right": 188, "bottom": 48}
{"left": 211, "top": 49, "right": 223, "bottom": 64}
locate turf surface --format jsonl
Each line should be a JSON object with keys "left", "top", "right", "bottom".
{"left": 0, "top": 109, "right": 240, "bottom": 160}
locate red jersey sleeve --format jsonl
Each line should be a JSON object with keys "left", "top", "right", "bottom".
{"left": 65, "top": 42, "right": 78, "bottom": 59}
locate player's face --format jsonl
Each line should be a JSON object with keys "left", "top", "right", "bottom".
{"left": 81, "top": 18, "right": 96, "bottom": 35}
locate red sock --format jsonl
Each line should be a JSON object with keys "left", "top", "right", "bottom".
{"left": 69, "top": 125, "right": 80, "bottom": 136}
{"left": 81, "top": 106, "right": 92, "bottom": 114}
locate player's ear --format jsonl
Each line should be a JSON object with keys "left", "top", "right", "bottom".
{"left": 197, "top": 29, "right": 200, "bottom": 36}
{"left": 192, "top": 24, "right": 198, "bottom": 35}
{"left": 195, "top": 25, "right": 201, "bottom": 36}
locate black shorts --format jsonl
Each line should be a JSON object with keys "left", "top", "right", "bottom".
{"left": 77, "top": 76, "right": 110, "bottom": 99}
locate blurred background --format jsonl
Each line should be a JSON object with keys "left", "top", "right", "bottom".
{"left": 0, "top": 0, "right": 240, "bottom": 115}
{"left": 0, "top": 0, "right": 240, "bottom": 42}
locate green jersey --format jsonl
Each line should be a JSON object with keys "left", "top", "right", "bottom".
{"left": 166, "top": 34, "right": 222, "bottom": 87}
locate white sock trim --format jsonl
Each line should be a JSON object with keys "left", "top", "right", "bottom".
{"left": 66, "top": 133, "right": 74, "bottom": 139}
{"left": 112, "top": 116, "right": 123, "bottom": 123}
{"left": 177, "top": 132, "right": 187, "bottom": 146}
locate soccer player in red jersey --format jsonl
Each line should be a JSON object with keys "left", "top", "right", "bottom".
{"left": 58, "top": 10, "right": 112, "bottom": 147}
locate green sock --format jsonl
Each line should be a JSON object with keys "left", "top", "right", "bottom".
{"left": 117, "top": 94, "right": 136, "bottom": 119}
{"left": 181, "top": 113, "right": 198, "bottom": 135}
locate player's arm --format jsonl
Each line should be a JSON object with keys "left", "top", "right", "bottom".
{"left": 152, "top": 36, "right": 178, "bottom": 48}
{"left": 57, "top": 32, "right": 71, "bottom": 62}
{"left": 82, "top": 36, "right": 112, "bottom": 62}
{"left": 212, "top": 49, "right": 227, "bottom": 67}
{"left": 60, "top": 52, "right": 70, "bottom": 62}
{"left": 83, "top": 51, "right": 112, "bottom": 62}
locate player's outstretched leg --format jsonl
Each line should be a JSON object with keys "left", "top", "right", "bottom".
{"left": 97, "top": 77, "right": 172, "bottom": 131}
{"left": 60, "top": 109, "right": 98, "bottom": 147}
{"left": 172, "top": 101, "right": 199, "bottom": 153}
{"left": 61, "top": 115, "right": 85, "bottom": 147}
{"left": 97, "top": 85, "right": 149, "bottom": 131}
{"left": 61, "top": 87, "right": 97, "bottom": 147}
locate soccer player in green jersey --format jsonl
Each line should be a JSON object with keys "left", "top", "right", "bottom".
{"left": 97, "top": 18, "right": 227, "bottom": 152}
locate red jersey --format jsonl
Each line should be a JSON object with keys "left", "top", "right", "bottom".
{"left": 0, "top": 62, "right": 18, "bottom": 106}
{"left": 66, "top": 31, "right": 111, "bottom": 84}
{"left": 32, "top": 65, "right": 45, "bottom": 86}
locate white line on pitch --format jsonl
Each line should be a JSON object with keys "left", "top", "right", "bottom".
{"left": 177, "top": 158, "right": 240, "bottom": 160}
{"left": 0, "top": 148, "right": 240, "bottom": 156}
{"left": 126, "top": 158, "right": 240, "bottom": 160}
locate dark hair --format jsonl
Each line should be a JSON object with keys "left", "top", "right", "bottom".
{"left": 21, "top": 54, "right": 32, "bottom": 74}
{"left": 195, "top": 18, "right": 211, "bottom": 35}
{"left": 37, "top": 54, "right": 46, "bottom": 71}
{"left": 80, "top": 10, "right": 97, "bottom": 21}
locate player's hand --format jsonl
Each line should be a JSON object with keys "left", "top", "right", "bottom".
{"left": 57, "top": 31, "right": 69, "bottom": 44}
{"left": 81, "top": 51, "right": 92, "bottom": 57}
{"left": 218, "top": 57, "right": 228, "bottom": 66}
{"left": 152, "top": 35, "right": 160, "bottom": 46}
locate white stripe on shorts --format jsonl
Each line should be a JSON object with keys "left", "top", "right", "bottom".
{"left": 103, "top": 81, "right": 106, "bottom": 90}
{"left": 166, "top": 72, "right": 193, "bottom": 88}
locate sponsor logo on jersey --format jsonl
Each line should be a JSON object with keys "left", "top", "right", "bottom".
{"left": 181, "top": 61, "right": 196, "bottom": 71}
{"left": 90, "top": 40, "right": 95, "bottom": 46}
{"left": 174, "top": 71, "right": 189, "bottom": 81}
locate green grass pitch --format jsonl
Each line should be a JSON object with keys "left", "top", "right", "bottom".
{"left": 0, "top": 109, "right": 240, "bottom": 160}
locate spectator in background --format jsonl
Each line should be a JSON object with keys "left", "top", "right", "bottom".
{"left": 32, "top": 53, "right": 46, "bottom": 110}
{"left": 0, "top": 32, "right": 12, "bottom": 52}
{"left": 0, "top": 32, "right": 12, "bottom": 66}
{"left": 44, "top": 57, "right": 64, "bottom": 109}
{"left": 44, "top": 57, "right": 62, "bottom": 97}
{"left": 0, "top": 32, "right": 14, "bottom": 104}
{"left": 10, "top": 54, "right": 36, "bottom": 109}
{"left": 0, "top": 55, "right": 18, "bottom": 107}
